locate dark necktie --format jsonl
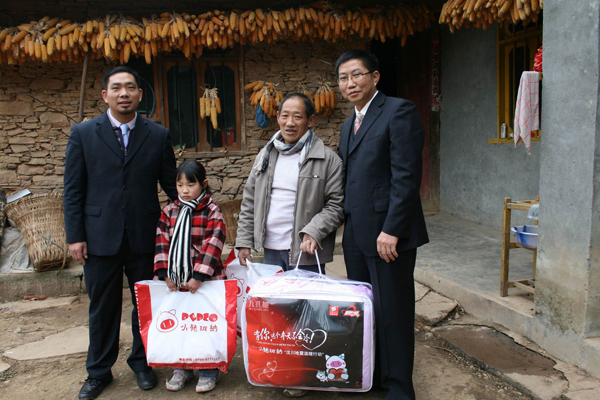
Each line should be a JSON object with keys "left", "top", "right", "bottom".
{"left": 115, "top": 125, "right": 130, "bottom": 156}
{"left": 120, "top": 124, "right": 129, "bottom": 148}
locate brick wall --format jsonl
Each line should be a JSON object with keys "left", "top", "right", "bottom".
{"left": 0, "top": 39, "right": 365, "bottom": 203}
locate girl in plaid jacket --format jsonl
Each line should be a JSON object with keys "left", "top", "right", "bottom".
{"left": 153, "top": 160, "right": 226, "bottom": 393}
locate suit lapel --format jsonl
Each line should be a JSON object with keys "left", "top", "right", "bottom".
{"left": 349, "top": 92, "right": 385, "bottom": 155}
{"left": 339, "top": 117, "right": 353, "bottom": 167}
{"left": 125, "top": 114, "right": 150, "bottom": 165}
{"left": 96, "top": 114, "right": 124, "bottom": 161}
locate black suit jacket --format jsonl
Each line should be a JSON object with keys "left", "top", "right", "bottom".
{"left": 64, "top": 112, "right": 177, "bottom": 256}
{"left": 339, "top": 92, "right": 429, "bottom": 257}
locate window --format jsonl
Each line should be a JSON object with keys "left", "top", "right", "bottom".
{"left": 161, "top": 58, "right": 242, "bottom": 153}
{"left": 492, "top": 19, "right": 542, "bottom": 143}
{"left": 125, "top": 57, "right": 160, "bottom": 122}
{"left": 164, "top": 62, "right": 198, "bottom": 150}
{"left": 128, "top": 49, "right": 243, "bottom": 154}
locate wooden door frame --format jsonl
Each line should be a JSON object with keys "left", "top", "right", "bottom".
{"left": 377, "top": 30, "right": 440, "bottom": 214}
{"left": 422, "top": 26, "right": 440, "bottom": 214}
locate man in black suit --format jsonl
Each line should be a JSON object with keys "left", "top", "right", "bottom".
{"left": 336, "top": 50, "right": 429, "bottom": 400}
{"left": 64, "top": 66, "right": 177, "bottom": 399}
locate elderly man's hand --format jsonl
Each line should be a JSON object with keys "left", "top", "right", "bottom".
{"left": 300, "top": 234, "right": 318, "bottom": 255}
{"left": 69, "top": 242, "right": 88, "bottom": 265}
{"left": 377, "top": 232, "right": 399, "bottom": 263}
{"left": 238, "top": 247, "right": 252, "bottom": 266}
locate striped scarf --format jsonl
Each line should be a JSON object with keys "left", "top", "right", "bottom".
{"left": 167, "top": 191, "right": 207, "bottom": 288}
{"left": 254, "top": 129, "right": 314, "bottom": 175}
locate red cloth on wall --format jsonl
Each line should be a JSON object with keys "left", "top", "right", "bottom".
{"left": 534, "top": 45, "right": 543, "bottom": 73}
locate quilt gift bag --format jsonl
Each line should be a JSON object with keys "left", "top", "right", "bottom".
{"left": 241, "top": 252, "right": 375, "bottom": 392}
{"left": 135, "top": 279, "right": 237, "bottom": 372}
{"left": 224, "top": 248, "right": 284, "bottom": 336}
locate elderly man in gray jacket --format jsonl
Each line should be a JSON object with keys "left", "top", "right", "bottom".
{"left": 236, "top": 92, "right": 344, "bottom": 274}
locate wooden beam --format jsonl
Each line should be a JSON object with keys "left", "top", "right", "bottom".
{"left": 78, "top": 52, "right": 90, "bottom": 123}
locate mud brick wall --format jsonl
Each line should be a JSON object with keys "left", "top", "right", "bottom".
{"left": 0, "top": 40, "right": 365, "bottom": 203}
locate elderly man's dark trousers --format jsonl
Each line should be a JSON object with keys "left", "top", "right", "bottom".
{"left": 83, "top": 233, "right": 154, "bottom": 380}
{"left": 343, "top": 216, "right": 417, "bottom": 400}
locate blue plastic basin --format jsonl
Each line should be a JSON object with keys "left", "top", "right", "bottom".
{"left": 511, "top": 225, "right": 538, "bottom": 249}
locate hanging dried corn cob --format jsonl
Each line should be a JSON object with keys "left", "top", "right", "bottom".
{"left": 439, "top": 0, "right": 543, "bottom": 31}
{"left": 1, "top": 4, "right": 440, "bottom": 65}
{"left": 245, "top": 80, "right": 281, "bottom": 118}
{"left": 274, "top": 88, "right": 284, "bottom": 112}
{"left": 314, "top": 78, "right": 337, "bottom": 116}
{"left": 199, "top": 87, "right": 222, "bottom": 129}
{"left": 296, "top": 83, "right": 314, "bottom": 104}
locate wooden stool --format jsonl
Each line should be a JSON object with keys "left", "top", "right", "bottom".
{"left": 500, "top": 197, "right": 539, "bottom": 297}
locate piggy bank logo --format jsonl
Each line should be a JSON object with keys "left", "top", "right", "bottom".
{"left": 230, "top": 273, "right": 246, "bottom": 297}
{"left": 156, "top": 309, "right": 178, "bottom": 333}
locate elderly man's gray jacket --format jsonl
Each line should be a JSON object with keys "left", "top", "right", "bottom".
{"left": 235, "top": 137, "right": 345, "bottom": 265}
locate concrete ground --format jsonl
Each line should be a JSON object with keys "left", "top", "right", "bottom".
{"left": 414, "top": 212, "right": 600, "bottom": 400}
{"left": 1, "top": 212, "right": 600, "bottom": 399}
{"left": 415, "top": 212, "right": 537, "bottom": 316}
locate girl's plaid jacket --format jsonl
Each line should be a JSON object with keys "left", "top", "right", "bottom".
{"left": 154, "top": 194, "right": 226, "bottom": 282}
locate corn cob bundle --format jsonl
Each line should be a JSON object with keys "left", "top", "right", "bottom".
{"left": 296, "top": 83, "right": 314, "bottom": 104}
{"left": 439, "top": 0, "right": 543, "bottom": 32}
{"left": 142, "top": 15, "right": 163, "bottom": 61}
{"left": 273, "top": 88, "right": 284, "bottom": 116}
{"left": 245, "top": 80, "right": 282, "bottom": 118}
{"left": 199, "top": 87, "right": 222, "bottom": 129}
{"left": 1, "top": 18, "right": 64, "bottom": 63}
{"left": 0, "top": 4, "right": 437, "bottom": 65}
{"left": 314, "top": 79, "right": 337, "bottom": 116}
{"left": 187, "top": 10, "right": 235, "bottom": 54}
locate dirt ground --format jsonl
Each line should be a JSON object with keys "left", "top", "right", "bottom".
{"left": 0, "top": 291, "right": 530, "bottom": 400}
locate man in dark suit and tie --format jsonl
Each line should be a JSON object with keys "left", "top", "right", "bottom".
{"left": 335, "top": 50, "right": 429, "bottom": 400}
{"left": 64, "top": 66, "right": 177, "bottom": 399}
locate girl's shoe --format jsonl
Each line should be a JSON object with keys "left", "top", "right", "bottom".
{"left": 165, "top": 369, "right": 194, "bottom": 391}
{"left": 196, "top": 374, "right": 220, "bottom": 393}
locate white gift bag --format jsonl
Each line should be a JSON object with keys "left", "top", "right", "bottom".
{"left": 135, "top": 279, "right": 237, "bottom": 371}
{"left": 224, "top": 248, "right": 284, "bottom": 335}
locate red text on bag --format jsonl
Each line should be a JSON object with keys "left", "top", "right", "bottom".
{"left": 182, "top": 312, "right": 218, "bottom": 322}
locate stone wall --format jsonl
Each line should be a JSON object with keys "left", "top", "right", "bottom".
{"left": 0, "top": 62, "right": 107, "bottom": 193}
{"left": 243, "top": 40, "right": 358, "bottom": 154}
{"left": 202, "top": 39, "right": 361, "bottom": 204}
{"left": 0, "top": 40, "right": 362, "bottom": 203}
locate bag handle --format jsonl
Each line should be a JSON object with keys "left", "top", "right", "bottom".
{"left": 294, "top": 249, "right": 322, "bottom": 275}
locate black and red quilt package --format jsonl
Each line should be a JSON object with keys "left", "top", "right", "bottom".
{"left": 241, "top": 269, "right": 375, "bottom": 392}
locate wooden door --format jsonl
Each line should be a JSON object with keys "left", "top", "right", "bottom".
{"left": 371, "top": 29, "right": 440, "bottom": 213}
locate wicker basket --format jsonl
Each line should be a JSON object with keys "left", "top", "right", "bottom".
{"left": 219, "top": 198, "right": 242, "bottom": 245}
{"left": 4, "top": 193, "right": 70, "bottom": 272}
